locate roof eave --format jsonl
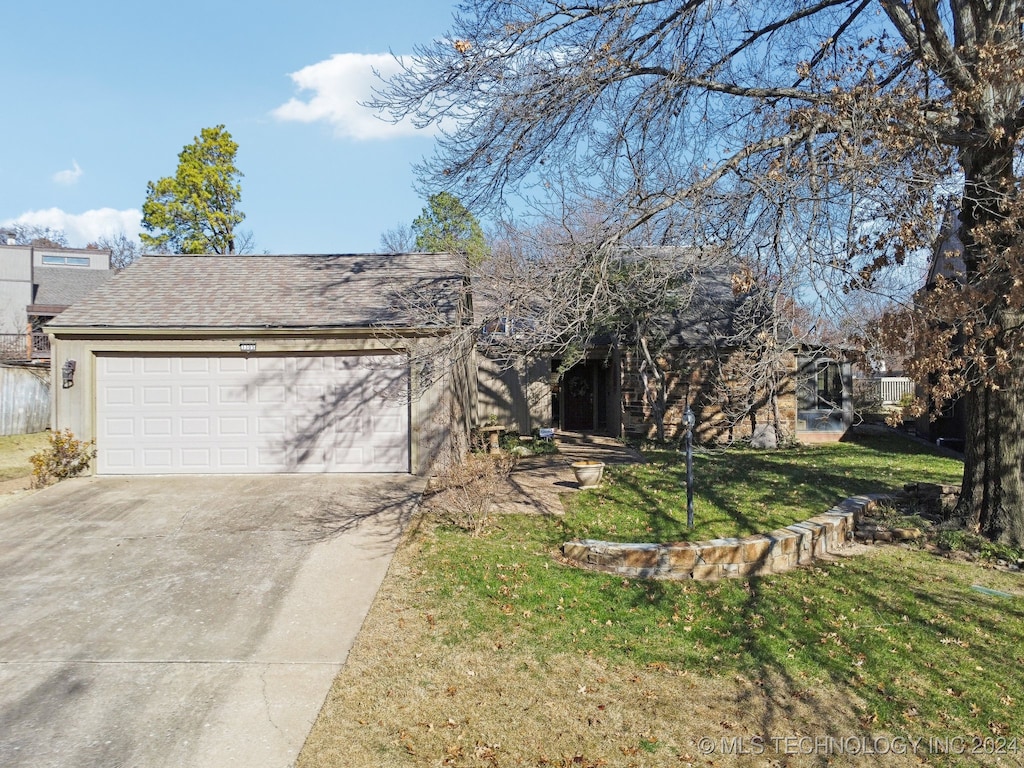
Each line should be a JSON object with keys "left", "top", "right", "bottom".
{"left": 46, "top": 325, "right": 456, "bottom": 339}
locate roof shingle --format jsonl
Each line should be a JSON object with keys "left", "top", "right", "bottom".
{"left": 33, "top": 266, "right": 114, "bottom": 308}
{"left": 48, "top": 253, "right": 467, "bottom": 330}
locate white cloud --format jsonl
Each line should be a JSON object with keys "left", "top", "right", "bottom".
{"left": 273, "top": 53, "right": 433, "bottom": 141}
{"left": 2, "top": 208, "right": 142, "bottom": 247}
{"left": 53, "top": 160, "right": 83, "bottom": 186}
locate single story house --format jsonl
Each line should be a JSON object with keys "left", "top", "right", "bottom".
{"left": 47, "top": 253, "right": 472, "bottom": 475}
{"left": 474, "top": 263, "right": 853, "bottom": 445}
{"left": 477, "top": 340, "right": 853, "bottom": 447}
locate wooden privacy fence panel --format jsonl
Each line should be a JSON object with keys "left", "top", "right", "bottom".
{"left": 0, "top": 365, "right": 50, "bottom": 436}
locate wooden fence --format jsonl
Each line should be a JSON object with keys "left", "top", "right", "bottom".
{"left": 855, "top": 376, "right": 916, "bottom": 408}
{"left": 0, "top": 364, "right": 50, "bottom": 435}
{"left": 877, "top": 377, "right": 915, "bottom": 406}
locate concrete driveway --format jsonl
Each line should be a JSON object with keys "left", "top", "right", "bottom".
{"left": 0, "top": 474, "right": 422, "bottom": 768}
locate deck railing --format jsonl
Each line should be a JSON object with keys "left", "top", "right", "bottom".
{"left": 0, "top": 333, "right": 50, "bottom": 361}
{"left": 855, "top": 376, "right": 915, "bottom": 408}
{"left": 878, "top": 376, "right": 915, "bottom": 406}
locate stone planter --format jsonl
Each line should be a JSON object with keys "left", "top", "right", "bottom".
{"left": 571, "top": 460, "right": 605, "bottom": 489}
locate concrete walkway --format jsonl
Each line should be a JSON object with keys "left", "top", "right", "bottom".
{"left": 495, "top": 432, "right": 642, "bottom": 515}
{"left": 0, "top": 474, "right": 422, "bottom": 768}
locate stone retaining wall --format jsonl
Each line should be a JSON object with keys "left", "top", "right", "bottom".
{"left": 902, "top": 482, "right": 960, "bottom": 517}
{"left": 561, "top": 494, "right": 892, "bottom": 581}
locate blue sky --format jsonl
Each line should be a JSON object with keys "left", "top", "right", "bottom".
{"left": 0, "top": 0, "right": 458, "bottom": 254}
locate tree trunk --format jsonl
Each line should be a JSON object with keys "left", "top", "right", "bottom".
{"left": 955, "top": 138, "right": 1024, "bottom": 547}
{"left": 957, "top": 350, "right": 1024, "bottom": 546}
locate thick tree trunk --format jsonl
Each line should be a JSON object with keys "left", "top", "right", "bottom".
{"left": 954, "top": 138, "right": 1024, "bottom": 547}
{"left": 957, "top": 344, "right": 1024, "bottom": 546}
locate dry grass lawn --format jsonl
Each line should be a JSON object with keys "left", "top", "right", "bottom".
{"left": 0, "top": 432, "right": 49, "bottom": 503}
{"left": 299, "top": 437, "right": 1020, "bottom": 768}
{"left": 0, "top": 431, "right": 48, "bottom": 482}
{"left": 299, "top": 530, "right": 931, "bottom": 768}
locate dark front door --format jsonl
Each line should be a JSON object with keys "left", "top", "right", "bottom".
{"left": 563, "top": 364, "right": 595, "bottom": 430}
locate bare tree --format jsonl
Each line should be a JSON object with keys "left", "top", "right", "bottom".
{"left": 374, "top": 0, "right": 1024, "bottom": 545}
{"left": 379, "top": 222, "right": 416, "bottom": 254}
{"left": 4, "top": 224, "right": 70, "bottom": 248}
{"left": 90, "top": 232, "right": 146, "bottom": 270}
{"left": 233, "top": 229, "right": 259, "bottom": 255}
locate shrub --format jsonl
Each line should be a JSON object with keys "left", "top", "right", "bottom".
{"left": 934, "top": 527, "right": 1023, "bottom": 562}
{"left": 527, "top": 434, "right": 559, "bottom": 455}
{"left": 29, "top": 429, "right": 96, "bottom": 488}
{"left": 499, "top": 430, "right": 559, "bottom": 457}
{"left": 424, "top": 452, "right": 516, "bottom": 535}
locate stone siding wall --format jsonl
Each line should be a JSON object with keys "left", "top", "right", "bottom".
{"left": 618, "top": 347, "right": 798, "bottom": 443}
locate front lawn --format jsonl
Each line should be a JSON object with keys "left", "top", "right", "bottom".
{"left": 567, "top": 431, "right": 965, "bottom": 541}
{"left": 299, "top": 433, "right": 1024, "bottom": 768}
{"left": 0, "top": 431, "right": 50, "bottom": 481}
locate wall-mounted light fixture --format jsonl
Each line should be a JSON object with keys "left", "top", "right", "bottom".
{"left": 239, "top": 342, "right": 257, "bottom": 354}
{"left": 62, "top": 359, "right": 76, "bottom": 389}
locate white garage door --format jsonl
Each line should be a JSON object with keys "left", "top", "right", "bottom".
{"left": 95, "top": 354, "right": 409, "bottom": 474}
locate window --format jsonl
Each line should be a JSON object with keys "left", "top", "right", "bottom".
{"left": 41, "top": 254, "right": 90, "bottom": 267}
{"left": 480, "top": 316, "right": 536, "bottom": 341}
{"left": 815, "top": 361, "right": 844, "bottom": 409}
{"left": 797, "top": 357, "right": 848, "bottom": 432}
{"left": 482, "top": 317, "right": 512, "bottom": 335}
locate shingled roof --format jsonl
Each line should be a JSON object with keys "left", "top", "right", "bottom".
{"left": 32, "top": 266, "right": 114, "bottom": 309}
{"left": 48, "top": 253, "right": 467, "bottom": 330}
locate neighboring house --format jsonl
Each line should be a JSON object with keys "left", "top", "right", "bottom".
{"left": 0, "top": 242, "right": 113, "bottom": 360}
{"left": 47, "top": 253, "right": 473, "bottom": 475}
{"left": 0, "top": 242, "right": 112, "bottom": 435}
{"left": 475, "top": 264, "right": 853, "bottom": 445}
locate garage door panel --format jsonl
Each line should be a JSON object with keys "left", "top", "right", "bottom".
{"left": 218, "top": 447, "right": 251, "bottom": 469}
{"left": 257, "top": 385, "right": 286, "bottom": 404}
{"left": 142, "top": 448, "right": 173, "bottom": 468}
{"left": 256, "top": 445, "right": 291, "bottom": 468}
{"left": 329, "top": 413, "right": 365, "bottom": 434}
{"left": 257, "top": 356, "right": 286, "bottom": 371}
{"left": 373, "top": 411, "right": 406, "bottom": 433}
{"left": 180, "top": 447, "right": 211, "bottom": 466}
{"left": 103, "top": 386, "right": 135, "bottom": 406}
{"left": 103, "top": 448, "right": 136, "bottom": 469}
{"left": 295, "top": 385, "right": 325, "bottom": 400}
{"left": 258, "top": 416, "right": 287, "bottom": 436}
{"left": 330, "top": 445, "right": 371, "bottom": 469}
{"left": 218, "top": 385, "right": 248, "bottom": 405}
{"left": 142, "top": 418, "right": 172, "bottom": 437}
{"left": 142, "top": 386, "right": 172, "bottom": 405}
{"left": 142, "top": 358, "right": 172, "bottom": 374}
{"left": 217, "top": 358, "right": 248, "bottom": 374}
{"left": 96, "top": 354, "right": 409, "bottom": 474}
{"left": 180, "top": 357, "right": 210, "bottom": 374}
{"left": 218, "top": 416, "right": 249, "bottom": 436}
{"left": 180, "top": 386, "right": 211, "bottom": 404}
{"left": 181, "top": 417, "right": 211, "bottom": 436}
{"left": 102, "top": 357, "right": 135, "bottom": 375}
{"left": 104, "top": 417, "right": 134, "bottom": 437}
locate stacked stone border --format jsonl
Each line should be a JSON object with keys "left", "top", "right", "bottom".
{"left": 561, "top": 494, "right": 893, "bottom": 581}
